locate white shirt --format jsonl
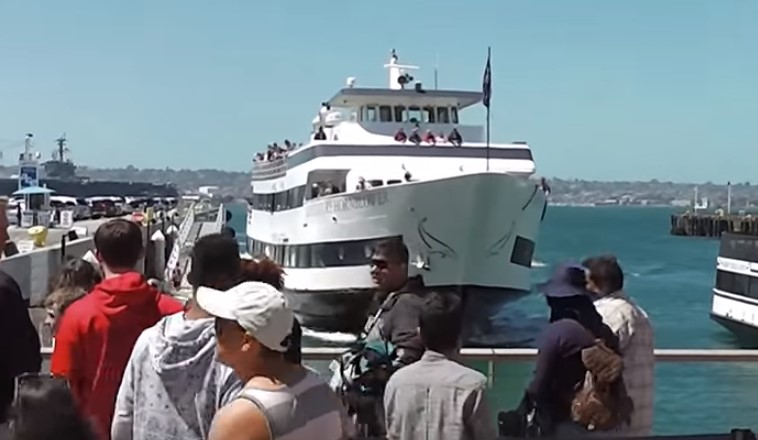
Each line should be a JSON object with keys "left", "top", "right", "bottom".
{"left": 594, "top": 291, "right": 655, "bottom": 437}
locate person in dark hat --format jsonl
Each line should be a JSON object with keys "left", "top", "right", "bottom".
{"left": 519, "top": 262, "right": 619, "bottom": 437}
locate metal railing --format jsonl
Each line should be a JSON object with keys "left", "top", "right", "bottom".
{"left": 163, "top": 202, "right": 195, "bottom": 280}
{"left": 36, "top": 346, "right": 757, "bottom": 437}
{"left": 252, "top": 157, "right": 288, "bottom": 180}
{"left": 39, "top": 346, "right": 758, "bottom": 363}
{"left": 212, "top": 203, "right": 226, "bottom": 233}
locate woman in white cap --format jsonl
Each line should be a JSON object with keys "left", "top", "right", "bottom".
{"left": 201, "top": 282, "right": 354, "bottom": 440}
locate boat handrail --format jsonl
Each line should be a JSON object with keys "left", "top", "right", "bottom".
{"left": 252, "top": 157, "right": 288, "bottom": 180}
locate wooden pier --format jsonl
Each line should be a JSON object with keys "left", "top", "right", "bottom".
{"left": 671, "top": 213, "right": 758, "bottom": 238}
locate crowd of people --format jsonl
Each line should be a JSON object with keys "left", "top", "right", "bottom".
{"left": 0, "top": 216, "right": 656, "bottom": 439}
{"left": 394, "top": 126, "right": 463, "bottom": 146}
{"left": 253, "top": 141, "right": 301, "bottom": 164}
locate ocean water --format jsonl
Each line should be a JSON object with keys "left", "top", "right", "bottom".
{"left": 227, "top": 204, "right": 758, "bottom": 434}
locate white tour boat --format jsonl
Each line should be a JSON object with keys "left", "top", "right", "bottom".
{"left": 711, "top": 232, "right": 758, "bottom": 345}
{"left": 246, "top": 51, "right": 548, "bottom": 340}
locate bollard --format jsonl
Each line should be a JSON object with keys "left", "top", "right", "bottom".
{"left": 60, "top": 235, "right": 67, "bottom": 263}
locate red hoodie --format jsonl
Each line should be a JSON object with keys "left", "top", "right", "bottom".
{"left": 50, "top": 272, "right": 183, "bottom": 440}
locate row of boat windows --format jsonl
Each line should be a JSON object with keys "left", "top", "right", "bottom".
{"left": 715, "top": 269, "right": 758, "bottom": 299}
{"left": 359, "top": 105, "right": 459, "bottom": 124}
{"left": 247, "top": 236, "right": 401, "bottom": 268}
{"left": 719, "top": 235, "right": 758, "bottom": 263}
{"left": 249, "top": 185, "right": 309, "bottom": 211}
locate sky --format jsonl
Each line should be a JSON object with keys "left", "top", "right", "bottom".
{"left": 0, "top": 0, "right": 757, "bottom": 182}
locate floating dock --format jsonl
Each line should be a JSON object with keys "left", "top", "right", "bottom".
{"left": 670, "top": 213, "right": 758, "bottom": 238}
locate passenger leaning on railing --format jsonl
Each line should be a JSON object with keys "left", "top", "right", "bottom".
{"left": 584, "top": 255, "right": 655, "bottom": 437}
{"left": 500, "top": 263, "right": 630, "bottom": 438}
{"left": 384, "top": 291, "right": 496, "bottom": 440}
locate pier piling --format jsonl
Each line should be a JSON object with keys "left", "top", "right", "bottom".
{"left": 670, "top": 213, "right": 758, "bottom": 238}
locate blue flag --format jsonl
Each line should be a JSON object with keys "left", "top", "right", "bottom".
{"left": 482, "top": 50, "right": 492, "bottom": 108}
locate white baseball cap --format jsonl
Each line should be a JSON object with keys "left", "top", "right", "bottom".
{"left": 196, "top": 281, "right": 294, "bottom": 352}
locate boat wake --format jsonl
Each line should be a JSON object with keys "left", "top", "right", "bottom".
{"left": 531, "top": 259, "right": 547, "bottom": 268}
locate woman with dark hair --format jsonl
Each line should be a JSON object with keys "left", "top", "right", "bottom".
{"left": 9, "top": 374, "right": 97, "bottom": 440}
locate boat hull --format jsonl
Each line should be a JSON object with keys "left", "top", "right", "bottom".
{"left": 247, "top": 171, "right": 547, "bottom": 343}
{"left": 285, "top": 285, "right": 530, "bottom": 344}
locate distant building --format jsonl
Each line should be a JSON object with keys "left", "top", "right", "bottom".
{"left": 198, "top": 186, "right": 219, "bottom": 197}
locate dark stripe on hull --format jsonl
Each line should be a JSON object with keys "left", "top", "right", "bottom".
{"left": 285, "top": 285, "right": 530, "bottom": 345}
{"left": 285, "top": 143, "right": 533, "bottom": 170}
{"left": 710, "top": 312, "right": 758, "bottom": 348}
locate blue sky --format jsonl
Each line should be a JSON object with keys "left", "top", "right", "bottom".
{"left": 0, "top": 0, "right": 756, "bottom": 182}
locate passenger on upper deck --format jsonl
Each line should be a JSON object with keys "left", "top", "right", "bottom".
{"left": 408, "top": 126, "right": 422, "bottom": 145}
{"left": 448, "top": 128, "right": 463, "bottom": 147}
{"left": 423, "top": 130, "right": 436, "bottom": 145}
{"left": 314, "top": 126, "right": 327, "bottom": 141}
{"left": 356, "top": 177, "right": 370, "bottom": 191}
{"left": 394, "top": 128, "right": 407, "bottom": 142}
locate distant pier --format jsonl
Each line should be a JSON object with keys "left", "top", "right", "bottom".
{"left": 670, "top": 213, "right": 758, "bottom": 238}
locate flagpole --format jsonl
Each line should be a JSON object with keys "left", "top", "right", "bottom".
{"left": 486, "top": 46, "right": 491, "bottom": 172}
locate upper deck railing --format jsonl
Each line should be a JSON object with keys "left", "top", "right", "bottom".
{"left": 252, "top": 157, "right": 288, "bottom": 181}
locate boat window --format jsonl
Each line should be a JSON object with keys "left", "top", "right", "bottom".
{"left": 387, "top": 179, "right": 402, "bottom": 185}
{"left": 511, "top": 236, "right": 536, "bottom": 268}
{"left": 379, "top": 106, "right": 392, "bottom": 122}
{"left": 716, "top": 269, "right": 750, "bottom": 297}
{"left": 368, "top": 179, "right": 383, "bottom": 187}
{"left": 423, "top": 107, "right": 436, "bottom": 123}
{"left": 719, "top": 235, "right": 758, "bottom": 262}
{"left": 451, "top": 107, "right": 459, "bottom": 124}
{"left": 437, "top": 107, "right": 450, "bottom": 124}
{"left": 305, "top": 169, "right": 350, "bottom": 200}
{"left": 407, "top": 106, "right": 422, "bottom": 124}
{"left": 364, "top": 106, "right": 378, "bottom": 122}
{"left": 247, "top": 235, "right": 403, "bottom": 269}
{"left": 394, "top": 106, "right": 406, "bottom": 123}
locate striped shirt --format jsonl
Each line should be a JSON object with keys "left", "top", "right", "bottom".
{"left": 237, "top": 368, "right": 354, "bottom": 440}
{"left": 594, "top": 291, "right": 655, "bottom": 437}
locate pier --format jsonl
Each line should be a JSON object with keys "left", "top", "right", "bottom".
{"left": 670, "top": 213, "right": 758, "bottom": 238}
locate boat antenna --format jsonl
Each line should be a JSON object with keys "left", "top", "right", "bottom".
{"left": 55, "top": 133, "right": 67, "bottom": 162}
{"left": 23, "top": 133, "right": 33, "bottom": 161}
{"left": 434, "top": 52, "right": 439, "bottom": 90}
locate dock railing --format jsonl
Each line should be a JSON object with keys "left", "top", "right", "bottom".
{"left": 212, "top": 203, "right": 226, "bottom": 233}
{"left": 164, "top": 202, "right": 196, "bottom": 280}
{"left": 36, "top": 347, "right": 756, "bottom": 436}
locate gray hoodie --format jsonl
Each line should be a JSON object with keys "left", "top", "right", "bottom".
{"left": 111, "top": 313, "right": 242, "bottom": 440}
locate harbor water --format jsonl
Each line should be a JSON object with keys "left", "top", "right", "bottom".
{"left": 227, "top": 203, "right": 758, "bottom": 434}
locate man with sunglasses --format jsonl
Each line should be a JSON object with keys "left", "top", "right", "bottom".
{"left": 364, "top": 238, "right": 425, "bottom": 367}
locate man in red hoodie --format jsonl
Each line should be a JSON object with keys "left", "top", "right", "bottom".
{"left": 51, "top": 218, "right": 183, "bottom": 440}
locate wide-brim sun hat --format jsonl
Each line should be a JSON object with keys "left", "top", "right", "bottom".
{"left": 536, "top": 262, "right": 592, "bottom": 298}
